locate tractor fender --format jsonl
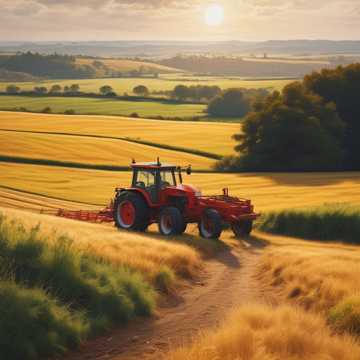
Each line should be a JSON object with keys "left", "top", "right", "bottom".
{"left": 116, "top": 188, "right": 154, "bottom": 207}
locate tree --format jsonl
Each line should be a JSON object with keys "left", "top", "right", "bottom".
{"left": 208, "top": 89, "right": 250, "bottom": 117}
{"left": 173, "top": 85, "right": 189, "bottom": 100}
{"left": 33, "top": 86, "right": 47, "bottom": 94}
{"left": 49, "top": 84, "right": 62, "bottom": 94}
{"left": 304, "top": 64, "right": 360, "bottom": 169}
{"left": 6, "top": 84, "right": 20, "bottom": 94}
{"left": 69, "top": 84, "right": 80, "bottom": 93}
{"left": 217, "top": 82, "right": 345, "bottom": 172}
{"left": 99, "top": 85, "right": 114, "bottom": 96}
{"left": 133, "top": 85, "right": 149, "bottom": 97}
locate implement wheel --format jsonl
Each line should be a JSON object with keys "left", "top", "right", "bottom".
{"left": 114, "top": 192, "right": 149, "bottom": 231}
{"left": 158, "top": 207, "right": 185, "bottom": 236}
{"left": 231, "top": 220, "right": 253, "bottom": 238}
{"left": 199, "top": 209, "right": 222, "bottom": 239}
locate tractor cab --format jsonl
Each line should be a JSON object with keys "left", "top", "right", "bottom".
{"left": 130, "top": 160, "right": 191, "bottom": 203}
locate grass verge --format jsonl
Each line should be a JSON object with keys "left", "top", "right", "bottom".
{"left": 0, "top": 213, "right": 156, "bottom": 358}
{"left": 258, "top": 204, "right": 360, "bottom": 244}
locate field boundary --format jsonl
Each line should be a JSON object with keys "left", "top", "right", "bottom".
{"left": 0, "top": 154, "right": 221, "bottom": 173}
{"left": 0, "top": 128, "right": 223, "bottom": 160}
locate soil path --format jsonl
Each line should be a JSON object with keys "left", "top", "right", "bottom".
{"left": 65, "top": 237, "right": 266, "bottom": 360}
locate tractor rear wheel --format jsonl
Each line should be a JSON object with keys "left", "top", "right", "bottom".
{"left": 199, "top": 209, "right": 223, "bottom": 239}
{"left": 158, "top": 207, "right": 185, "bottom": 236}
{"left": 231, "top": 220, "right": 253, "bottom": 238}
{"left": 114, "top": 192, "right": 149, "bottom": 231}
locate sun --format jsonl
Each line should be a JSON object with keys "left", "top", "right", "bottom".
{"left": 205, "top": 4, "right": 224, "bottom": 26}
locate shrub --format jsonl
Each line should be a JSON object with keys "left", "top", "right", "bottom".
{"left": 0, "top": 282, "right": 87, "bottom": 359}
{"left": 329, "top": 296, "right": 360, "bottom": 336}
{"left": 41, "top": 106, "right": 52, "bottom": 113}
{"left": 64, "top": 109, "right": 76, "bottom": 115}
{"left": 130, "top": 112, "right": 139, "bottom": 118}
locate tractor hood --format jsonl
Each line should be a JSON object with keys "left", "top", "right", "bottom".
{"left": 176, "top": 184, "right": 202, "bottom": 197}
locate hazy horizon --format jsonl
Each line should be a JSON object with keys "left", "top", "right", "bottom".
{"left": 1, "top": 1, "right": 359, "bottom": 42}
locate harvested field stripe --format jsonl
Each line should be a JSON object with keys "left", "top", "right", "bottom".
{"left": 0, "top": 185, "right": 99, "bottom": 207}
{"left": 0, "top": 128, "right": 222, "bottom": 159}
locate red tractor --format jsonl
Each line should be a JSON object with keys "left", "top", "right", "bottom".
{"left": 112, "top": 160, "right": 259, "bottom": 239}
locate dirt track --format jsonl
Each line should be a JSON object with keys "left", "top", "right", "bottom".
{"left": 65, "top": 237, "right": 267, "bottom": 360}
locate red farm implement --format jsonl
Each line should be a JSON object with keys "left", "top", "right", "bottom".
{"left": 56, "top": 160, "right": 259, "bottom": 239}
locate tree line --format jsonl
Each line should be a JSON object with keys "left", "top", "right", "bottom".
{"left": 216, "top": 63, "right": 360, "bottom": 171}
{"left": 4, "top": 84, "right": 151, "bottom": 97}
{"left": 0, "top": 52, "right": 96, "bottom": 79}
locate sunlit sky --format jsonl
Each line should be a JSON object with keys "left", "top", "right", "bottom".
{"left": 0, "top": 0, "right": 359, "bottom": 41}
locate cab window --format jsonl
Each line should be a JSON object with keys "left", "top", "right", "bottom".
{"left": 134, "top": 170, "right": 156, "bottom": 189}
{"left": 160, "top": 170, "right": 176, "bottom": 187}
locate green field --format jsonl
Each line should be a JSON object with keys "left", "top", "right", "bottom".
{"left": 0, "top": 96, "right": 207, "bottom": 118}
{"left": 0, "top": 76, "right": 293, "bottom": 95}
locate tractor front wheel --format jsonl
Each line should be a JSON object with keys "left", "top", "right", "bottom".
{"left": 158, "top": 207, "right": 185, "bottom": 236}
{"left": 199, "top": 209, "right": 223, "bottom": 239}
{"left": 231, "top": 220, "right": 253, "bottom": 238}
{"left": 114, "top": 192, "right": 149, "bottom": 231}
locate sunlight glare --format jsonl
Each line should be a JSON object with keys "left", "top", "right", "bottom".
{"left": 205, "top": 4, "right": 224, "bottom": 27}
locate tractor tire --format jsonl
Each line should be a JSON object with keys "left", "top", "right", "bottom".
{"left": 231, "top": 220, "right": 253, "bottom": 238}
{"left": 158, "top": 207, "right": 185, "bottom": 236}
{"left": 199, "top": 209, "right": 223, "bottom": 239}
{"left": 114, "top": 192, "right": 149, "bottom": 231}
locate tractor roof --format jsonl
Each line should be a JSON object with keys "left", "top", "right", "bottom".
{"left": 131, "top": 162, "right": 177, "bottom": 170}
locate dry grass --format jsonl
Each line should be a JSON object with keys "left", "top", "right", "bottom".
{"left": 256, "top": 232, "right": 360, "bottom": 313}
{"left": 0, "top": 111, "right": 238, "bottom": 156}
{"left": 0, "top": 130, "right": 214, "bottom": 169}
{"left": 168, "top": 304, "right": 360, "bottom": 360}
{"left": 1, "top": 163, "right": 360, "bottom": 211}
{"left": 0, "top": 207, "right": 202, "bottom": 285}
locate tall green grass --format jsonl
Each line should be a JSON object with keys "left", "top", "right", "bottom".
{"left": 0, "top": 282, "right": 87, "bottom": 359}
{"left": 0, "top": 214, "right": 156, "bottom": 359}
{"left": 259, "top": 204, "right": 360, "bottom": 244}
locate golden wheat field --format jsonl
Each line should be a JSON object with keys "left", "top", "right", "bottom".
{"left": 1, "top": 162, "right": 360, "bottom": 212}
{"left": 0, "top": 130, "right": 214, "bottom": 170}
{"left": 0, "top": 112, "right": 238, "bottom": 156}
